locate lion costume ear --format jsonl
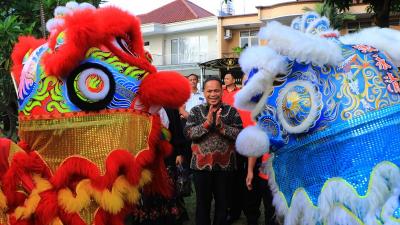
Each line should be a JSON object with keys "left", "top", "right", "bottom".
{"left": 11, "top": 36, "right": 46, "bottom": 86}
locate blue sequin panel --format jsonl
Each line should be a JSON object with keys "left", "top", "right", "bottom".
{"left": 393, "top": 206, "right": 400, "bottom": 219}
{"left": 272, "top": 104, "right": 400, "bottom": 205}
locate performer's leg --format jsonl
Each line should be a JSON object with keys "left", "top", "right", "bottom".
{"left": 244, "top": 173, "right": 262, "bottom": 225}
{"left": 261, "top": 178, "right": 277, "bottom": 225}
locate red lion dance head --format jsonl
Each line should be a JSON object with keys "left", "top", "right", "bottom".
{"left": 0, "top": 2, "right": 190, "bottom": 224}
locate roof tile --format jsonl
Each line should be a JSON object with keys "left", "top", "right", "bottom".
{"left": 138, "top": 0, "right": 214, "bottom": 24}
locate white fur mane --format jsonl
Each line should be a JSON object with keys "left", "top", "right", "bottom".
{"left": 259, "top": 21, "right": 343, "bottom": 66}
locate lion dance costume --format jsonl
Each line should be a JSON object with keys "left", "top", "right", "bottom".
{"left": 0, "top": 2, "right": 190, "bottom": 225}
{"left": 235, "top": 12, "right": 400, "bottom": 225}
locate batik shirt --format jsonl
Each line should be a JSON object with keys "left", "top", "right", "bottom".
{"left": 184, "top": 103, "right": 242, "bottom": 171}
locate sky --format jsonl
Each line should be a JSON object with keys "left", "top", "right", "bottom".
{"left": 101, "top": 0, "right": 294, "bottom": 16}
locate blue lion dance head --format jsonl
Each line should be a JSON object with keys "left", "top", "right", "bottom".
{"left": 235, "top": 12, "right": 400, "bottom": 225}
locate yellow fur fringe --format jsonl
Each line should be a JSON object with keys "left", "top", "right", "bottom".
{"left": 14, "top": 174, "right": 52, "bottom": 219}
{"left": 58, "top": 169, "right": 152, "bottom": 214}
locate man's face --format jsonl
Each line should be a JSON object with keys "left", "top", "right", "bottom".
{"left": 224, "top": 73, "right": 235, "bottom": 86}
{"left": 204, "top": 80, "right": 222, "bottom": 106}
{"left": 188, "top": 75, "right": 198, "bottom": 89}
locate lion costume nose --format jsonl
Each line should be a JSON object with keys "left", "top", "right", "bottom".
{"left": 138, "top": 71, "right": 191, "bottom": 108}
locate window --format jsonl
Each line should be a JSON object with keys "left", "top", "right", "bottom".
{"left": 144, "top": 41, "right": 150, "bottom": 51}
{"left": 171, "top": 39, "right": 179, "bottom": 64}
{"left": 170, "top": 36, "right": 208, "bottom": 64}
{"left": 240, "top": 30, "right": 259, "bottom": 48}
{"left": 347, "top": 21, "right": 372, "bottom": 33}
{"left": 390, "top": 18, "right": 400, "bottom": 26}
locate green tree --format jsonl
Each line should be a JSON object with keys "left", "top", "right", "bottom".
{"left": 0, "top": 0, "right": 105, "bottom": 138}
{"left": 0, "top": 14, "right": 33, "bottom": 138}
{"left": 324, "top": 0, "right": 400, "bottom": 27}
{"left": 303, "top": 2, "right": 356, "bottom": 29}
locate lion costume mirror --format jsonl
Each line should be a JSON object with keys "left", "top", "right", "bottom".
{"left": 0, "top": 2, "right": 190, "bottom": 225}
{"left": 235, "top": 12, "right": 400, "bottom": 225}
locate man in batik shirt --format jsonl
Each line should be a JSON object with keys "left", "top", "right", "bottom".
{"left": 185, "top": 77, "right": 242, "bottom": 225}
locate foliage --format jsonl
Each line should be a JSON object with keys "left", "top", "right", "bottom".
{"left": 0, "top": 0, "right": 105, "bottom": 139}
{"left": 303, "top": 2, "right": 356, "bottom": 29}
{"left": 232, "top": 46, "right": 245, "bottom": 55}
{"left": 324, "top": 0, "right": 400, "bottom": 27}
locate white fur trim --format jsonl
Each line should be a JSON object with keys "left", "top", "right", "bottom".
{"left": 266, "top": 159, "right": 400, "bottom": 225}
{"left": 326, "top": 206, "right": 363, "bottom": 225}
{"left": 251, "top": 83, "right": 274, "bottom": 120}
{"left": 54, "top": 6, "right": 71, "bottom": 17}
{"left": 79, "top": 2, "right": 96, "bottom": 10}
{"left": 46, "top": 18, "right": 64, "bottom": 32}
{"left": 239, "top": 46, "right": 287, "bottom": 75}
{"left": 235, "top": 125, "right": 269, "bottom": 157}
{"left": 340, "top": 27, "right": 400, "bottom": 67}
{"left": 259, "top": 21, "right": 343, "bottom": 66}
{"left": 47, "top": 2, "right": 95, "bottom": 33}
{"left": 234, "top": 68, "right": 269, "bottom": 111}
{"left": 235, "top": 46, "right": 287, "bottom": 112}
{"left": 66, "top": 1, "right": 79, "bottom": 9}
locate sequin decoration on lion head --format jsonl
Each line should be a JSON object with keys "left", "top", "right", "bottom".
{"left": 0, "top": 2, "right": 190, "bottom": 225}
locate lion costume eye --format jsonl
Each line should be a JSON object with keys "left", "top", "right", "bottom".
{"left": 67, "top": 63, "right": 115, "bottom": 111}
{"left": 112, "top": 36, "right": 138, "bottom": 57}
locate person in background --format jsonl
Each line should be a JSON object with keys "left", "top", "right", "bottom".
{"left": 127, "top": 108, "right": 189, "bottom": 225}
{"left": 222, "top": 73, "right": 247, "bottom": 224}
{"left": 245, "top": 153, "right": 277, "bottom": 225}
{"left": 179, "top": 74, "right": 205, "bottom": 120}
{"left": 222, "top": 73, "right": 239, "bottom": 104}
{"left": 179, "top": 74, "right": 206, "bottom": 171}
{"left": 185, "top": 77, "right": 242, "bottom": 225}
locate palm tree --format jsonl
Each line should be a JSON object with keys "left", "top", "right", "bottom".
{"left": 303, "top": 2, "right": 356, "bottom": 29}
{"left": 40, "top": 0, "right": 46, "bottom": 37}
{"left": 0, "top": 15, "right": 32, "bottom": 139}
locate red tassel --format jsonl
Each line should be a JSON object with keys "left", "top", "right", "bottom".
{"left": 136, "top": 115, "right": 161, "bottom": 167}
{"left": 51, "top": 157, "right": 100, "bottom": 189}
{"left": 17, "top": 140, "right": 31, "bottom": 153}
{"left": 0, "top": 138, "right": 11, "bottom": 177}
{"left": 94, "top": 209, "right": 107, "bottom": 225}
{"left": 35, "top": 191, "right": 59, "bottom": 225}
{"left": 99, "top": 150, "right": 137, "bottom": 189}
{"left": 59, "top": 209, "right": 86, "bottom": 225}
{"left": 8, "top": 216, "right": 30, "bottom": 225}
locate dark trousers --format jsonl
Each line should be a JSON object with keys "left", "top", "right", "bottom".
{"left": 244, "top": 176, "right": 277, "bottom": 225}
{"left": 226, "top": 168, "right": 246, "bottom": 222}
{"left": 193, "top": 170, "right": 231, "bottom": 225}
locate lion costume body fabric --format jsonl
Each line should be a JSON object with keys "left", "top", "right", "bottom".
{"left": 0, "top": 2, "right": 190, "bottom": 225}
{"left": 235, "top": 12, "right": 400, "bottom": 225}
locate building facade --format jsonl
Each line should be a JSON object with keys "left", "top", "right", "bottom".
{"left": 138, "top": 0, "right": 219, "bottom": 77}
{"left": 217, "top": 0, "right": 400, "bottom": 83}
